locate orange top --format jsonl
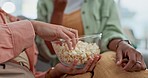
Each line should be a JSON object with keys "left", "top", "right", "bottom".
{"left": 62, "top": 10, "right": 84, "bottom": 36}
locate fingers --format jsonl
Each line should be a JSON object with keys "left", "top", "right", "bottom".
{"left": 70, "top": 59, "right": 78, "bottom": 68}
{"left": 116, "top": 40, "right": 147, "bottom": 72}
{"left": 69, "top": 28, "right": 78, "bottom": 43}
{"left": 131, "top": 52, "right": 146, "bottom": 71}
{"left": 116, "top": 48, "right": 123, "bottom": 65}
{"left": 123, "top": 51, "right": 136, "bottom": 71}
{"left": 68, "top": 60, "right": 78, "bottom": 74}
{"left": 81, "top": 58, "right": 94, "bottom": 73}
{"left": 59, "top": 27, "right": 78, "bottom": 50}
{"left": 141, "top": 57, "right": 147, "bottom": 70}
{"left": 64, "top": 28, "right": 77, "bottom": 48}
{"left": 80, "top": 54, "right": 101, "bottom": 73}
{"left": 59, "top": 30, "right": 73, "bottom": 50}
{"left": 131, "top": 53, "right": 142, "bottom": 71}
{"left": 66, "top": 55, "right": 100, "bottom": 74}
{"left": 131, "top": 63, "right": 141, "bottom": 72}
{"left": 120, "top": 50, "right": 147, "bottom": 72}
{"left": 88, "top": 55, "right": 101, "bottom": 71}
{"left": 136, "top": 52, "right": 147, "bottom": 70}
{"left": 121, "top": 58, "right": 128, "bottom": 67}
{"left": 123, "top": 50, "right": 146, "bottom": 72}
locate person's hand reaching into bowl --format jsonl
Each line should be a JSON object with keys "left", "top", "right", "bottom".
{"left": 31, "top": 20, "right": 78, "bottom": 50}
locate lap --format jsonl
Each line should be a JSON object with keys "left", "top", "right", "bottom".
{"left": 64, "top": 51, "right": 148, "bottom": 78}
{"left": 93, "top": 51, "right": 148, "bottom": 78}
{"left": 0, "top": 62, "right": 35, "bottom": 78}
{"left": 65, "top": 72, "right": 92, "bottom": 78}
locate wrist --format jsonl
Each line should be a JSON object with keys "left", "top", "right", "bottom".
{"left": 108, "top": 38, "right": 122, "bottom": 51}
{"left": 30, "top": 20, "right": 37, "bottom": 33}
{"left": 49, "top": 67, "right": 65, "bottom": 78}
{"left": 30, "top": 20, "right": 41, "bottom": 35}
{"left": 116, "top": 40, "right": 132, "bottom": 50}
{"left": 108, "top": 38, "right": 132, "bottom": 51}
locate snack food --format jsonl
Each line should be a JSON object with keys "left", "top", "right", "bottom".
{"left": 52, "top": 40, "right": 100, "bottom": 68}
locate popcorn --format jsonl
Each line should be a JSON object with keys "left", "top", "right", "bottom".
{"left": 52, "top": 41, "right": 100, "bottom": 67}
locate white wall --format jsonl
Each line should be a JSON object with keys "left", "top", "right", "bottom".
{"left": 1, "top": 0, "right": 148, "bottom": 40}
{"left": 120, "top": 0, "right": 148, "bottom": 39}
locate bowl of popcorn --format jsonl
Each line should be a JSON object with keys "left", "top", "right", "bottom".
{"left": 51, "top": 33, "right": 102, "bottom": 68}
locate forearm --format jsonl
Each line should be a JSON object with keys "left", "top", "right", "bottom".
{"left": 108, "top": 38, "right": 133, "bottom": 52}
{"left": 108, "top": 38, "right": 122, "bottom": 51}
{"left": 50, "top": 10, "right": 64, "bottom": 25}
{"left": 30, "top": 20, "right": 65, "bottom": 41}
{"left": 30, "top": 20, "right": 40, "bottom": 34}
{"left": 30, "top": 20, "right": 48, "bottom": 36}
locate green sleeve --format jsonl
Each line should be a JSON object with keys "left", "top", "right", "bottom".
{"left": 101, "top": 0, "right": 126, "bottom": 52}
{"left": 36, "top": 0, "right": 48, "bottom": 22}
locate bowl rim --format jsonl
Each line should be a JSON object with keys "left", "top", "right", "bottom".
{"left": 51, "top": 33, "right": 102, "bottom": 43}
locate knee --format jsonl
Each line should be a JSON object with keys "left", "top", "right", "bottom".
{"left": 94, "top": 51, "right": 117, "bottom": 70}
{"left": 100, "top": 51, "right": 116, "bottom": 64}
{"left": 93, "top": 51, "right": 148, "bottom": 78}
{"left": 93, "top": 51, "right": 118, "bottom": 78}
{"left": 66, "top": 72, "right": 92, "bottom": 78}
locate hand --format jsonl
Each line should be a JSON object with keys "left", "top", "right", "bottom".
{"left": 116, "top": 41, "right": 147, "bottom": 72}
{"left": 50, "top": 55, "right": 101, "bottom": 78}
{"left": 7, "top": 13, "right": 20, "bottom": 22}
{"left": 31, "top": 21, "right": 78, "bottom": 50}
{"left": 0, "top": 9, "right": 19, "bottom": 23}
{"left": 53, "top": 0, "right": 67, "bottom": 12}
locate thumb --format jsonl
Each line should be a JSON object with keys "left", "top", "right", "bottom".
{"left": 116, "top": 50, "right": 123, "bottom": 65}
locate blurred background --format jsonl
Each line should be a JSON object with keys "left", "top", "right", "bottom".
{"left": 0, "top": 0, "right": 148, "bottom": 49}
{"left": 0, "top": 0, "right": 148, "bottom": 67}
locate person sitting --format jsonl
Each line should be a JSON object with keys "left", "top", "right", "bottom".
{"left": 0, "top": 8, "right": 100, "bottom": 78}
{"left": 36, "top": 0, "right": 148, "bottom": 78}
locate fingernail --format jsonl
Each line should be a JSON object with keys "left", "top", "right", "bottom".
{"left": 71, "top": 47, "right": 74, "bottom": 50}
{"left": 97, "top": 55, "right": 100, "bottom": 57}
{"left": 117, "top": 61, "right": 120, "bottom": 64}
{"left": 90, "top": 57, "right": 93, "bottom": 60}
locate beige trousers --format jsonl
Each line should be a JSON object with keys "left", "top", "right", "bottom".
{"left": 0, "top": 62, "right": 35, "bottom": 78}
{"left": 65, "top": 51, "right": 148, "bottom": 78}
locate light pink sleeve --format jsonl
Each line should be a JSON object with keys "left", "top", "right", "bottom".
{"left": 0, "top": 20, "right": 35, "bottom": 63}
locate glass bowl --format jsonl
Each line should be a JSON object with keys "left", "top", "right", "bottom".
{"left": 51, "top": 33, "right": 102, "bottom": 68}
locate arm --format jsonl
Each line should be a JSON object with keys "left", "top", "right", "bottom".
{"left": 38, "top": 0, "right": 67, "bottom": 54}
{"left": 100, "top": 0, "right": 126, "bottom": 52}
{"left": 102, "top": 0, "right": 146, "bottom": 72}
{"left": 31, "top": 20, "right": 78, "bottom": 49}
{"left": 50, "top": 0, "right": 67, "bottom": 24}
{"left": 47, "top": 0, "right": 67, "bottom": 53}
{"left": 0, "top": 19, "right": 78, "bottom": 62}
{"left": 0, "top": 20, "right": 35, "bottom": 63}
{"left": 37, "top": 0, "right": 67, "bottom": 24}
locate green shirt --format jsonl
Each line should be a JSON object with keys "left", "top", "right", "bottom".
{"left": 37, "top": 0, "right": 126, "bottom": 52}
